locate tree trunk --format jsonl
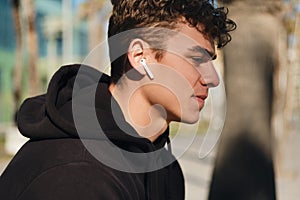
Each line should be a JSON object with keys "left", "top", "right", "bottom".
{"left": 209, "top": 1, "right": 287, "bottom": 199}
{"left": 11, "top": 0, "right": 22, "bottom": 122}
{"left": 23, "top": 0, "right": 39, "bottom": 96}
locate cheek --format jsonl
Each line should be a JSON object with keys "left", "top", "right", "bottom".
{"left": 160, "top": 54, "right": 200, "bottom": 85}
{"left": 145, "top": 85, "right": 180, "bottom": 106}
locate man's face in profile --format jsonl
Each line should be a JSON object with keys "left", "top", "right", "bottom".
{"left": 140, "top": 22, "right": 220, "bottom": 124}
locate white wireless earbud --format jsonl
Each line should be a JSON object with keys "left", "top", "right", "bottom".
{"left": 140, "top": 59, "right": 154, "bottom": 80}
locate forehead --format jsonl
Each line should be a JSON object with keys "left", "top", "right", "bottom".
{"left": 165, "top": 22, "right": 215, "bottom": 55}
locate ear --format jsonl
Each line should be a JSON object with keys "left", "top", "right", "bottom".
{"left": 127, "top": 39, "right": 149, "bottom": 75}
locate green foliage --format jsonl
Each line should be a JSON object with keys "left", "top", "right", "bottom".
{"left": 0, "top": 50, "right": 15, "bottom": 123}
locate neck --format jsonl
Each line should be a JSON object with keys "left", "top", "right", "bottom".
{"left": 109, "top": 81, "right": 168, "bottom": 142}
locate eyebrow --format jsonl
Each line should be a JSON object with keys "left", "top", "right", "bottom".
{"left": 188, "top": 45, "right": 217, "bottom": 60}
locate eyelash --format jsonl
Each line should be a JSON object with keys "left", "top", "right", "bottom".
{"left": 191, "top": 57, "right": 207, "bottom": 66}
{"left": 192, "top": 57, "right": 205, "bottom": 63}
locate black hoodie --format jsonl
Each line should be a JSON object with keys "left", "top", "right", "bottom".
{"left": 0, "top": 64, "right": 184, "bottom": 200}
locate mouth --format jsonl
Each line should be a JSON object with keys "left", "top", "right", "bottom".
{"left": 192, "top": 94, "right": 208, "bottom": 100}
{"left": 192, "top": 94, "right": 208, "bottom": 108}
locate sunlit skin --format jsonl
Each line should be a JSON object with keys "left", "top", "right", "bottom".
{"left": 109, "top": 22, "right": 219, "bottom": 142}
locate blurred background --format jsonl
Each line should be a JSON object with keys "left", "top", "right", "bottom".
{"left": 0, "top": 0, "right": 299, "bottom": 199}
{"left": 0, "top": 0, "right": 112, "bottom": 155}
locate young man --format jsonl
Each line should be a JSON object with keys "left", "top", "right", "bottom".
{"left": 0, "top": 0, "right": 235, "bottom": 199}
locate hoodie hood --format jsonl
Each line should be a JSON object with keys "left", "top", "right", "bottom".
{"left": 17, "top": 64, "right": 169, "bottom": 149}
{"left": 17, "top": 64, "right": 99, "bottom": 139}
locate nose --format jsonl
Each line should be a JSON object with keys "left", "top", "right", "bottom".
{"left": 198, "top": 61, "right": 220, "bottom": 88}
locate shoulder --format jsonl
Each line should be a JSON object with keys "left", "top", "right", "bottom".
{"left": 0, "top": 138, "right": 144, "bottom": 200}
{"left": 17, "top": 162, "right": 133, "bottom": 200}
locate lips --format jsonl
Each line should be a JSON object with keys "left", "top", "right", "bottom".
{"left": 192, "top": 94, "right": 207, "bottom": 100}
{"left": 196, "top": 94, "right": 207, "bottom": 100}
{"left": 192, "top": 94, "right": 207, "bottom": 108}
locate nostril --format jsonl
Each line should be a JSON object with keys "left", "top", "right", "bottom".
{"left": 207, "top": 82, "right": 219, "bottom": 88}
{"left": 199, "top": 76, "right": 208, "bottom": 86}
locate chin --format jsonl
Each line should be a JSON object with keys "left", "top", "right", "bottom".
{"left": 180, "top": 114, "right": 200, "bottom": 124}
{"left": 168, "top": 108, "right": 200, "bottom": 124}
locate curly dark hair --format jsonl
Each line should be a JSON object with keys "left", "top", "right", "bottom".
{"left": 108, "top": 0, "right": 236, "bottom": 83}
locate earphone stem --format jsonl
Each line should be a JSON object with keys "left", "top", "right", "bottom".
{"left": 140, "top": 59, "right": 154, "bottom": 80}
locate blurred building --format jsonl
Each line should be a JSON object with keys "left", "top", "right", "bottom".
{"left": 0, "top": 0, "right": 110, "bottom": 124}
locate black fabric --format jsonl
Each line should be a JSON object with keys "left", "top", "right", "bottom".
{"left": 0, "top": 64, "right": 184, "bottom": 200}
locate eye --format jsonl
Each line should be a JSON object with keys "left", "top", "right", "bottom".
{"left": 192, "top": 57, "right": 205, "bottom": 63}
{"left": 190, "top": 56, "right": 208, "bottom": 66}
